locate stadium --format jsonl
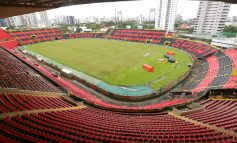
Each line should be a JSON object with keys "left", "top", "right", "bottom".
{"left": 0, "top": 0, "right": 237, "bottom": 142}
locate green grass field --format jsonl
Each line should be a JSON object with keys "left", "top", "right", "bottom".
{"left": 26, "top": 38, "right": 192, "bottom": 90}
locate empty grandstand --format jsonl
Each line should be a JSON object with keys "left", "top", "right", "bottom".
{"left": 0, "top": 0, "right": 237, "bottom": 143}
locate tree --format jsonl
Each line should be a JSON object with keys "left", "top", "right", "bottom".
{"left": 101, "top": 21, "right": 115, "bottom": 27}
{"left": 85, "top": 22, "right": 100, "bottom": 31}
{"left": 224, "top": 25, "right": 237, "bottom": 33}
{"left": 76, "top": 27, "right": 82, "bottom": 32}
{"left": 59, "top": 24, "right": 70, "bottom": 34}
{"left": 117, "top": 21, "right": 136, "bottom": 29}
{"left": 174, "top": 21, "right": 184, "bottom": 29}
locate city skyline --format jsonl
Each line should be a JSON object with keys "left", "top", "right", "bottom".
{"left": 46, "top": 0, "right": 237, "bottom": 20}
{"left": 1, "top": 0, "right": 237, "bottom": 31}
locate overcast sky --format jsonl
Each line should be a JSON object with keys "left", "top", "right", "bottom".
{"left": 47, "top": 0, "right": 237, "bottom": 20}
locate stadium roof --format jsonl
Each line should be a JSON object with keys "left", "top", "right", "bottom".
{"left": 0, "top": 0, "right": 236, "bottom": 18}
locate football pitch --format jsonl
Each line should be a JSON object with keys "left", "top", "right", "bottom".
{"left": 25, "top": 38, "right": 192, "bottom": 90}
